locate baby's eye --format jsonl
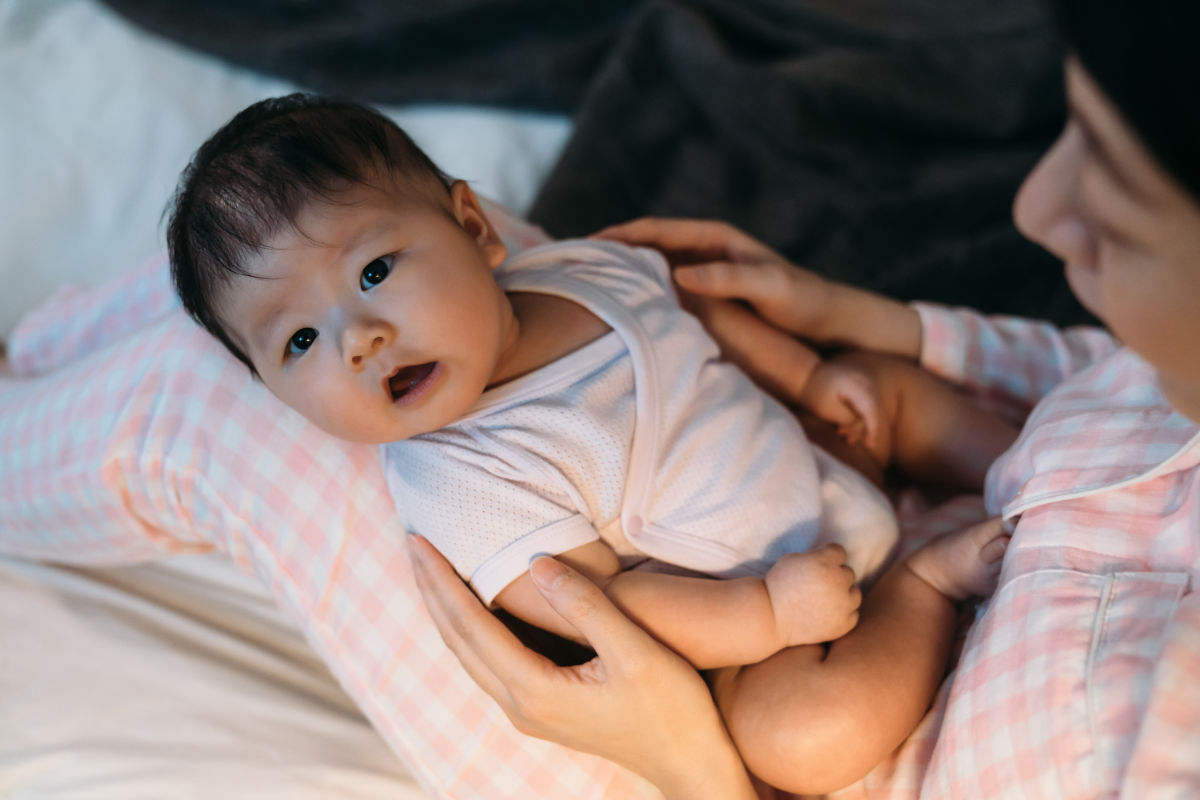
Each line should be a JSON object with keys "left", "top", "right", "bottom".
{"left": 360, "top": 257, "right": 390, "bottom": 290}
{"left": 286, "top": 327, "right": 318, "bottom": 358}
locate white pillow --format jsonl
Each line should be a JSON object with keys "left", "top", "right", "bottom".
{"left": 0, "top": 0, "right": 569, "bottom": 337}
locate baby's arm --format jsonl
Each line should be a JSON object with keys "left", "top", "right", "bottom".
{"left": 686, "top": 297, "right": 886, "bottom": 447}
{"left": 495, "top": 541, "right": 861, "bottom": 670}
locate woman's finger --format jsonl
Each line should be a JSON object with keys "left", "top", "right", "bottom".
{"left": 408, "top": 534, "right": 510, "bottom": 700}
{"left": 409, "top": 534, "right": 549, "bottom": 702}
{"left": 592, "top": 217, "right": 732, "bottom": 250}
{"left": 673, "top": 259, "right": 784, "bottom": 302}
{"left": 675, "top": 258, "right": 833, "bottom": 341}
{"left": 528, "top": 556, "right": 665, "bottom": 668}
{"left": 688, "top": 295, "right": 818, "bottom": 405}
{"left": 592, "top": 217, "right": 774, "bottom": 263}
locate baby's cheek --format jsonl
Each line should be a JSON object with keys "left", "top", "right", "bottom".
{"left": 300, "top": 384, "right": 356, "bottom": 435}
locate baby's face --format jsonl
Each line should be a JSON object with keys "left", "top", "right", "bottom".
{"left": 219, "top": 181, "right": 512, "bottom": 443}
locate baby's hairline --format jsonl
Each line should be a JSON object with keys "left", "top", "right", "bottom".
{"left": 205, "top": 171, "right": 465, "bottom": 376}
{"left": 169, "top": 93, "right": 465, "bottom": 380}
{"left": 214, "top": 168, "right": 462, "bottom": 288}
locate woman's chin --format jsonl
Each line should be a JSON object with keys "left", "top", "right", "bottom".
{"left": 1064, "top": 262, "right": 1104, "bottom": 320}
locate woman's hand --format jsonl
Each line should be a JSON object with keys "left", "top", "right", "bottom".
{"left": 408, "top": 535, "right": 759, "bottom": 800}
{"left": 594, "top": 217, "right": 838, "bottom": 341}
{"left": 595, "top": 218, "right": 924, "bottom": 395}
{"left": 594, "top": 218, "right": 834, "bottom": 406}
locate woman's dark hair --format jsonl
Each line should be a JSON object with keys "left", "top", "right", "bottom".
{"left": 1050, "top": 0, "right": 1200, "bottom": 200}
{"left": 167, "top": 93, "right": 452, "bottom": 373}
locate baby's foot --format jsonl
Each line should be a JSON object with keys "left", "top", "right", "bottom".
{"left": 904, "top": 518, "right": 1009, "bottom": 602}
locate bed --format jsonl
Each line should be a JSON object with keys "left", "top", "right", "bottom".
{"left": 3, "top": 1, "right": 1117, "bottom": 798}
{"left": 0, "top": 1, "right": 568, "bottom": 796}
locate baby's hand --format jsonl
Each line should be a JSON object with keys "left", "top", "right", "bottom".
{"left": 798, "top": 360, "right": 883, "bottom": 448}
{"left": 764, "top": 544, "right": 862, "bottom": 647}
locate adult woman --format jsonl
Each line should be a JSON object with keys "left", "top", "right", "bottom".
{"left": 412, "top": 1, "right": 1200, "bottom": 796}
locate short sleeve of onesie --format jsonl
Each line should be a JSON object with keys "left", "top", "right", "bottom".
{"left": 386, "top": 429, "right": 600, "bottom": 604}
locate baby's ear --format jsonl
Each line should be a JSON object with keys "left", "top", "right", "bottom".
{"left": 450, "top": 181, "right": 508, "bottom": 269}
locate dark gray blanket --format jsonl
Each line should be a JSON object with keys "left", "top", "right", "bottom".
{"left": 103, "top": 0, "right": 1087, "bottom": 323}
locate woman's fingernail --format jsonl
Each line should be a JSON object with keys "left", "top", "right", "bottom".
{"left": 530, "top": 556, "right": 568, "bottom": 591}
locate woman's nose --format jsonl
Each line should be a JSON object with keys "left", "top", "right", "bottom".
{"left": 1013, "top": 124, "right": 1096, "bottom": 266}
{"left": 342, "top": 320, "right": 392, "bottom": 369}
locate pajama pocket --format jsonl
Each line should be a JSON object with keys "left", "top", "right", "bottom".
{"left": 925, "top": 568, "right": 1187, "bottom": 798}
{"left": 1085, "top": 570, "right": 1188, "bottom": 790}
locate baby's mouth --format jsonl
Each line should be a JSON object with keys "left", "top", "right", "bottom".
{"left": 387, "top": 362, "right": 438, "bottom": 402}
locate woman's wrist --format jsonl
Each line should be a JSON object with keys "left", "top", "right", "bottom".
{"left": 649, "top": 733, "right": 758, "bottom": 800}
{"left": 625, "top": 682, "right": 757, "bottom": 800}
{"left": 821, "top": 282, "right": 923, "bottom": 359}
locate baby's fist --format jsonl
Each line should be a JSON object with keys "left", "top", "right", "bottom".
{"left": 764, "top": 544, "right": 862, "bottom": 647}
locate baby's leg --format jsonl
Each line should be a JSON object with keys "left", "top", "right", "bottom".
{"left": 825, "top": 352, "right": 1019, "bottom": 492}
{"left": 710, "top": 518, "right": 1008, "bottom": 795}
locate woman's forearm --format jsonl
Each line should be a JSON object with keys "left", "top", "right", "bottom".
{"left": 816, "top": 282, "right": 923, "bottom": 360}
{"left": 650, "top": 738, "right": 760, "bottom": 800}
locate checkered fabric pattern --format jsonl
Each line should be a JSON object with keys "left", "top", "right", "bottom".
{"left": 3, "top": 245, "right": 1197, "bottom": 797}
{"left": 8, "top": 251, "right": 176, "bottom": 378}
{"left": 0, "top": 205, "right": 660, "bottom": 800}
{"left": 832, "top": 306, "right": 1200, "bottom": 799}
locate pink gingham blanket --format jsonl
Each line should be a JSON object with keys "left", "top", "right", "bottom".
{"left": 2, "top": 205, "right": 1197, "bottom": 796}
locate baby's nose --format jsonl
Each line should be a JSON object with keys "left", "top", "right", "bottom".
{"left": 343, "top": 325, "right": 388, "bottom": 368}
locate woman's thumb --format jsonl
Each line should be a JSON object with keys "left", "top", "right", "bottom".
{"left": 529, "top": 556, "right": 650, "bottom": 662}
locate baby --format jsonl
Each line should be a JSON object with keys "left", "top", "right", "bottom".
{"left": 168, "top": 94, "right": 1016, "bottom": 781}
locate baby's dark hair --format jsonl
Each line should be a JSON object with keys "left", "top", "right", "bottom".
{"left": 167, "top": 93, "right": 452, "bottom": 373}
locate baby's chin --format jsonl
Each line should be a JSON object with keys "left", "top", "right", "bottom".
{"left": 261, "top": 384, "right": 404, "bottom": 444}
{"left": 314, "top": 415, "right": 410, "bottom": 444}
{"left": 309, "top": 406, "right": 448, "bottom": 444}
{"left": 280, "top": 401, "right": 405, "bottom": 444}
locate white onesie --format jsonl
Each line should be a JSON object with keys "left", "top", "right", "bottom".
{"left": 384, "top": 240, "right": 897, "bottom": 603}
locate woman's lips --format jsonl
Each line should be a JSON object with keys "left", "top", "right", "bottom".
{"left": 387, "top": 362, "right": 439, "bottom": 404}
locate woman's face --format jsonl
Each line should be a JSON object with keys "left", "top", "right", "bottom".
{"left": 1014, "top": 58, "right": 1200, "bottom": 423}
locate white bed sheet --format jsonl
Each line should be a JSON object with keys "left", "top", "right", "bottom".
{"left": 0, "top": 0, "right": 570, "bottom": 796}
{"left": 0, "top": 555, "right": 428, "bottom": 799}
{"left": 0, "top": 0, "right": 570, "bottom": 337}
